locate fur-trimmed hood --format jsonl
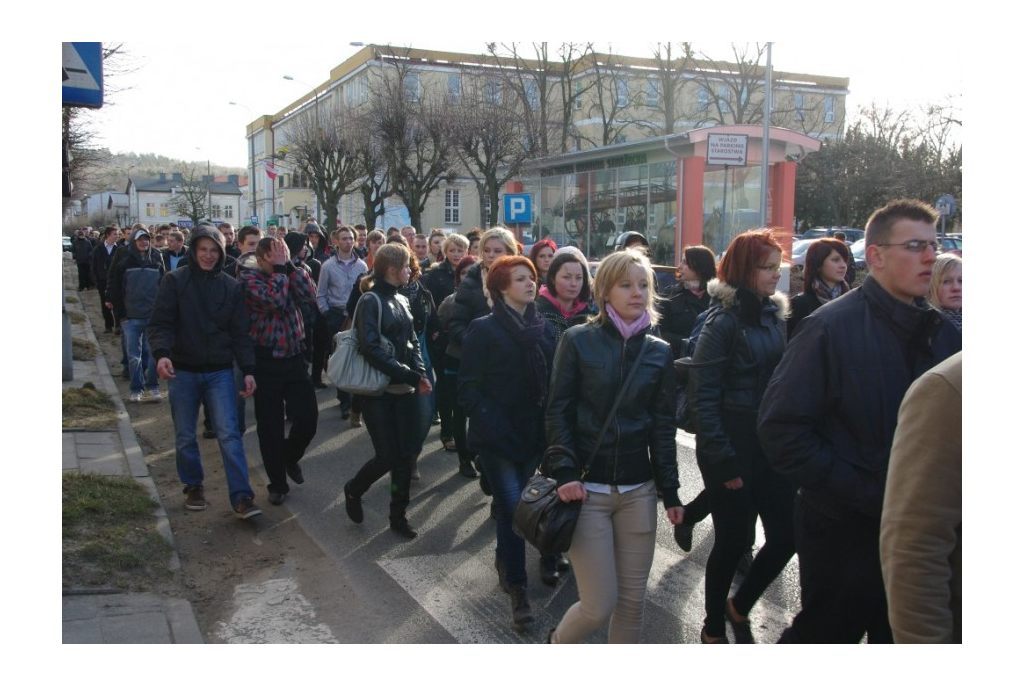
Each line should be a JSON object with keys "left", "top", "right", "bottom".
{"left": 707, "top": 278, "right": 790, "bottom": 322}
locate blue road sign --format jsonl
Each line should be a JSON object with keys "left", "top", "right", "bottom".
{"left": 62, "top": 42, "right": 103, "bottom": 108}
{"left": 504, "top": 193, "right": 532, "bottom": 224}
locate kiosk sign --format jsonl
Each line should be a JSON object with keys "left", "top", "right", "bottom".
{"left": 707, "top": 134, "right": 748, "bottom": 167}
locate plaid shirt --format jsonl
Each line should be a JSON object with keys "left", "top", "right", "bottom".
{"left": 239, "top": 264, "right": 318, "bottom": 359}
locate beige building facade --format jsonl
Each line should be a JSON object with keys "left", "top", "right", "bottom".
{"left": 243, "top": 44, "right": 847, "bottom": 234}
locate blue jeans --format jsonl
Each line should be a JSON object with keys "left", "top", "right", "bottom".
{"left": 168, "top": 368, "right": 254, "bottom": 507}
{"left": 476, "top": 452, "right": 541, "bottom": 587}
{"left": 122, "top": 318, "right": 158, "bottom": 393}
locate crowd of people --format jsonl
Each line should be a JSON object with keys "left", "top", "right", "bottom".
{"left": 68, "top": 196, "right": 962, "bottom": 643}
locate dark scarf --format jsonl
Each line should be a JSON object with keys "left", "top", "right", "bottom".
{"left": 812, "top": 277, "right": 849, "bottom": 305}
{"left": 492, "top": 298, "right": 548, "bottom": 407}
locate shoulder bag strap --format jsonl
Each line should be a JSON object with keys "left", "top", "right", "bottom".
{"left": 580, "top": 335, "right": 650, "bottom": 479}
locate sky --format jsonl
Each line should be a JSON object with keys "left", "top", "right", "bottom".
{"left": 73, "top": 32, "right": 961, "bottom": 173}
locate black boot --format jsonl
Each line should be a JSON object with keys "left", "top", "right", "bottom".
{"left": 540, "top": 555, "right": 560, "bottom": 586}
{"left": 389, "top": 517, "right": 418, "bottom": 539}
{"left": 458, "top": 454, "right": 478, "bottom": 479}
{"left": 509, "top": 585, "right": 534, "bottom": 630}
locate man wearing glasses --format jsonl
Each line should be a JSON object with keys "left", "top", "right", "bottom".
{"left": 758, "top": 198, "right": 961, "bottom": 643}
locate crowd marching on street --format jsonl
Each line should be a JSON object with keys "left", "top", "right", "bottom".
{"left": 67, "top": 196, "right": 962, "bottom": 644}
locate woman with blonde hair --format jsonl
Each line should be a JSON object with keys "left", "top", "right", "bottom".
{"left": 927, "top": 253, "right": 962, "bottom": 330}
{"left": 545, "top": 249, "right": 683, "bottom": 643}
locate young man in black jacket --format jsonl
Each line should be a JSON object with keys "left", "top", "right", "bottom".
{"left": 758, "top": 198, "right": 962, "bottom": 643}
{"left": 91, "top": 226, "right": 119, "bottom": 333}
{"left": 147, "top": 226, "right": 262, "bottom": 520}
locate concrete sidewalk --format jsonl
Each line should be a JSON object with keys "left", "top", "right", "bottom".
{"left": 62, "top": 254, "right": 203, "bottom": 644}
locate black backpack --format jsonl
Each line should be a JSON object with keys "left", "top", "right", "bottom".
{"left": 673, "top": 307, "right": 736, "bottom": 433}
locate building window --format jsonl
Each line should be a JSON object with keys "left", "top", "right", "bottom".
{"left": 698, "top": 86, "right": 710, "bottom": 112}
{"left": 486, "top": 79, "right": 502, "bottom": 105}
{"left": 614, "top": 133, "right": 627, "bottom": 144}
{"left": 145, "top": 202, "right": 155, "bottom": 217}
{"left": 824, "top": 96, "right": 835, "bottom": 123}
{"left": 484, "top": 196, "right": 492, "bottom": 226}
{"left": 717, "top": 86, "right": 730, "bottom": 113}
{"left": 525, "top": 80, "right": 540, "bottom": 110}
{"left": 178, "top": 202, "right": 187, "bottom": 215}
{"left": 615, "top": 78, "right": 629, "bottom": 108}
{"left": 646, "top": 79, "right": 659, "bottom": 108}
{"left": 794, "top": 93, "right": 805, "bottom": 122}
{"left": 447, "top": 73, "right": 462, "bottom": 103}
{"left": 212, "top": 205, "right": 222, "bottom": 219}
{"left": 444, "top": 189, "right": 460, "bottom": 224}
{"left": 278, "top": 175, "right": 285, "bottom": 189}
{"left": 572, "top": 135, "right": 581, "bottom": 151}
{"left": 159, "top": 202, "right": 169, "bottom": 217}
{"left": 225, "top": 205, "right": 234, "bottom": 219}
{"left": 358, "top": 74, "right": 369, "bottom": 104}
{"left": 574, "top": 81, "right": 583, "bottom": 111}
{"left": 404, "top": 72, "right": 421, "bottom": 102}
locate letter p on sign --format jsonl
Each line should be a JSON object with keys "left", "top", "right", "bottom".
{"left": 504, "top": 193, "right": 532, "bottom": 224}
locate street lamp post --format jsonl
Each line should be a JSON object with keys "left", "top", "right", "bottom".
{"left": 229, "top": 101, "right": 257, "bottom": 225}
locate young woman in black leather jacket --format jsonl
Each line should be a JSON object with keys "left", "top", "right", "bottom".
{"left": 342, "top": 244, "right": 431, "bottom": 540}
{"left": 687, "top": 229, "right": 793, "bottom": 643}
{"left": 545, "top": 249, "right": 683, "bottom": 644}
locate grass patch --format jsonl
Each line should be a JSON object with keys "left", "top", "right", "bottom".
{"left": 63, "top": 473, "right": 172, "bottom": 591}
{"left": 72, "top": 337, "right": 97, "bottom": 361}
{"left": 65, "top": 296, "right": 79, "bottom": 304}
{"left": 63, "top": 382, "right": 118, "bottom": 430}
{"left": 68, "top": 311, "right": 86, "bottom": 324}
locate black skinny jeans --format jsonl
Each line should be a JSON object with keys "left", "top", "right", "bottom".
{"left": 348, "top": 390, "right": 418, "bottom": 523}
{"left": 699, "top": 417, "right": 795, "bottom": 638}
{"left": 253, "top": 354, "right": 318, "bottom": 495}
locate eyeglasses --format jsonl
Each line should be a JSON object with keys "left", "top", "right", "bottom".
{"left": 756, "top": 265, "right": 782, "bottom": 273}
{"left": 875, "top": 240, "right": 939, "bottom": 253}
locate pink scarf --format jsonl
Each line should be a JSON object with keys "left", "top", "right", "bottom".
{"left": 606, "top": 306, "right": 651, "bottom": 340}
{"left": 538, "top": 285, "right": 588, "bottom": 319}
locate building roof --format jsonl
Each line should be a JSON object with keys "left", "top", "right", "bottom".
{"left": 134, "top": 176, "right": 241, "bottom": 196}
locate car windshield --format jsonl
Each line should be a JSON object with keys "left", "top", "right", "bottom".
{"left": 791, "top": 241, "right": 812, "bottom": 256}
{"left": 851, "top": 239, "right": 866, "bottom": 259}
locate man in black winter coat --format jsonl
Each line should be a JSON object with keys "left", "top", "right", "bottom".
{"left": 758, "top": 198, "right": 962, "bottom": 644}
{"left": 91, "top": 226, "right": 119, "bottom": 332}
{"left": 73, "top": 230, "right": 95, "bottom": 290}
{"left": 147, "top": 226, "right": 262, "bottom": 520}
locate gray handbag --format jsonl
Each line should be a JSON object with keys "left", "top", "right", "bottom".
{"left": 326, "top": 292, "right": 395, "bottom": 396}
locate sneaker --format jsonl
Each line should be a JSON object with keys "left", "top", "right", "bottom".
{"left": 129, "top": 392, "right": 142, "bottom": 403}
{"left": 184, "top": 485, "right": 206, "bottom": 511}
{"left": 234, "top": 496, "right": 262, "bottom": 519}
{"left": 145, "top": 389, "right": 163, "bottom": 402}
{"left": 344, "top": 481, "right": 364, "bottom": 523}
{"left": 286, "top": 462, "right": 304, "bottom": 485}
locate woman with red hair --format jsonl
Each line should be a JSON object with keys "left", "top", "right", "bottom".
{"left": 528, "top": 238, "right": 557, "bottom": 286}
{"left": 458, "top": 255, "right": 557, "bottom": 631}
{"left": 688, "top": 228, "right": 793, "bottom": 643}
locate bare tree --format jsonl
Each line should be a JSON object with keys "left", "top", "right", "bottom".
{"left": 687, "top": 42, "right": 770, "bottom": 126}
{"left": 173, "top": 163, "right": 211, "bottom": 226}
{"left": 583, "top": 45, "right": 640, "bottom": 147}
{"left": 282, "top": 102, "right": 364, "bottom": 233}
{"left": 636, "top": 42, "right": 696, "bottom": 136}
{"left": 370, "top": 53, "right": 456, "bottom": 230}
{"left": 484, "top": 42, "right": 595, "bottom": 157}
{"left": 449, "top": 77, "right": 532, "bottom": 227}
{"left": 348, "top": 111, "right": 393, "bottom": 230}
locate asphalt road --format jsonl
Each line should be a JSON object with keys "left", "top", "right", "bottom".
{"left": 226, "top": 388, "right": 801, "bottom": 644}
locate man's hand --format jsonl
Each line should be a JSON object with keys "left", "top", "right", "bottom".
{"left": 156, "top": 358, "right": 175, "bottom": 379}
{"left": 104, "top": 301, "right": 113, "bottom": 310}
{"left": 240, "top": 375, "right": 257, "bottom": 398}
{"left": 724, "top": 477, "right": 744, "bottom": 490}
{"left": 417, "top": 377, "right": 432, "bottom": 395}
{"left": 666, "top": 506, "right": 684, "bottom": 525}
{"left": 269, "top": 238, "right": 289, "bottom": 266}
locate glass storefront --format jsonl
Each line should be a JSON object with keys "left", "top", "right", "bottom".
{"left": 521, "top": 159, "right": 679, "bottom": 266}
{"left": 700, "top": 165, "right": 765, "bottom": 256}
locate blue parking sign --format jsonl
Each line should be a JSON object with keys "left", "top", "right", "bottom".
{"left": 504, "top": 193, "right": 532, "bottom": 224}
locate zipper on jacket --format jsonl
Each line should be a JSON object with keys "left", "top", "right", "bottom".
{"left": 611, "top": 336, "right": 627, "bottom": 485}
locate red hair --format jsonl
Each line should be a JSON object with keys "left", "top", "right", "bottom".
{"left": 485, "top": 255, "right": 536, "bottom": 301}
{"left": 528, "top": 239, "right": 557, "bottom": 267}
{"left": 717, "top": 228, "right": 783, "bottom": 292}
{"left": 454, "top": 255, "right": 478, "bottom": 285}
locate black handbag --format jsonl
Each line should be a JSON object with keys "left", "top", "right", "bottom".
{"left": 513, "top": 337, "right": 650, "bottom": 556}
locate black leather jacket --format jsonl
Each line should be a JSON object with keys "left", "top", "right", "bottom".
{"left": 688, "top": 280, "right": 789, "bottom": 484}
{"left": 544, "top": 320, "right": 680, "bottom": 507}
{"left": 657, "top": 281, "right": 711, "bottom": 358}
{"left": 355, "top": 280, "right": 426, "bottom": 388}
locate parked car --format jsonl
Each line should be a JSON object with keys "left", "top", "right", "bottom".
{"left": 62, "top": 236, "right": 73, "bottom": 252}
{"left": 850, "top": 239, "right": 867, "bottom": 269}
{"left": 938, "top": 236, "right": 962, "bottom": 256}
{"left": 789, "top": 239, "right": 813, "bottom": 266}
{"left": 798, "top": 227, "right": 865, "bottom": 244}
